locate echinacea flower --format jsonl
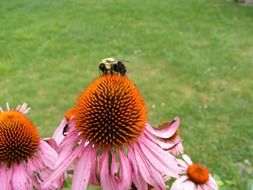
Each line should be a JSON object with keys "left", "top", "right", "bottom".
{"left": 0, "top": 103, "right": 61, "bottom": 190}
{"left": 44, "top": 58, "right": 181, "bottom": 190}
{"left": 171, "top": 154, "right": 218, "bottom": 190}
{"left": 145, "top": 120, "right": 184, "bottom": 156}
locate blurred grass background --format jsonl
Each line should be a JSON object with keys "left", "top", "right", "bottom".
{"left": 0, "top": 0, "right": 252, "bottom": 189}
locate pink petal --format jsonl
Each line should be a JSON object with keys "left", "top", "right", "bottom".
{"left": 57, "top": 126, "right": 81, "bottom": 153}
{"left": 171, "top": 177, "right": 194, "bottom": 190}
{"left": 12, "top": 163, "right": 32, "bottom": 190}
{"left": 25, "top": 158, "right": 41, "bottom": 189}
{"left": 16, "top": 103, "right": 30, "bottom": 114}
{"left": 128, "top": 147, "right": 148, "bottom": 190}
{"left": 144, "top": 129, "right": 180, "bottom": 150}
{"left": 182, "top": 180, "right": 196, "bottom": 190}
{"left": 177, "top": 159, "right": 188, "bottom": 172}
{"left": 206, "top": 175, "right": 218, "bottom": 190}
{"left": 42, "top": 145, "right": 84, "bottom": 188}
{"left": 116, "top": 149, "right": 132, "bottom": 190}
{"left": 139, "top": 135, "right": 180, "bottom": 178}
{"left": 138, "top": 140, "right": 176, "bottom": 178}
{"left": 38, "top": 140, "right": 58, "bottom": 169}
{"left": 100, "top": 149, "right": 132, "bottom": 190}
{"left": 197, "top": 185, "right": 205, "bottom": 190}
{"left": 145, "top": 117, "right": 180, "bottom": 138}
{"left": 55, "top": 130, "right": 81, "bottom": 168}
{"left": 89, "top": 154, "right": 101, "bottom": 185}
{"left": 43, "top": 138, "right": 58, "bottom": 151}
{"left": 0, "top": 166, "right": 12, "bottom": 190}
{"left": 133, "top": 143, "right": 166, "bottom": 190}
{"left": 182, "top": 154, "right": 193, "bottom": 165}
{"left": 100, "top": 151, "right": 117, "bottom": 190}
{"left": 144, "top": 123, "right": 184, "bottom": 156}
{"left": 52, "top": 119, "right": 67, "bottom": 145}
{"left": 110, "top": 151, "right": 118, "bottom": 176}
{"left": 169, "top": 138, "right": 184, "bottom": 156}
{"left": 72, "top": 145, "right": 95, "bottom": 190}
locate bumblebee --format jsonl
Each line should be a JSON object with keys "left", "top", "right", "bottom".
{"left": 99, "top": 58, "right": 126, "bottom": 76}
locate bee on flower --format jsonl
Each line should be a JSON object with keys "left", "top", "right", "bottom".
{"left": 43, "top": 58, "right": 182, "bottom": 190}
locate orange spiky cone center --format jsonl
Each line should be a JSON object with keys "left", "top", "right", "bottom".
{"left": 0, "top": 111, "right": 40, "bottom": 166}
{"left": 187, "top": 163, "right": 209, "bottom": 184}
{"left": 75, "top": 74, "right": 147, "bottom": 148}
{"left": 65, "top": 107, "right": 76, "bottom": 121}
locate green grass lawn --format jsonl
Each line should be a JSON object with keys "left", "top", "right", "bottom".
{"left": 0, "top": 0, "right": 253, "bottom": 189}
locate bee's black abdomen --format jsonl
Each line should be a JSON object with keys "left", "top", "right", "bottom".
{"left": 99, "top": 58, "right": 127, "bottom": 76}
{"left": 117, "top": 61, "right": 127, "bottom": 76}
{"left": 99, "top": 63, "right": 107, "bottom": 74}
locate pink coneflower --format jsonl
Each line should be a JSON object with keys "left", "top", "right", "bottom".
{"left": 145, "top": 119, "right": 184, "bottom": 156}
{"left": 171, "top": 154, "right": 218, "bottom": 190}
{"left": 44, "top": 58, "right": 181, "bottom": 190}
{"left": 0, "top": 103, "right": 60, "bottom": 190}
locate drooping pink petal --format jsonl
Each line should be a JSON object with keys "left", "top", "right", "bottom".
{"left": 11, "top": 163, "right": 32, "bottom": 190}
{"left": 55, "top": 130, "right": 81, "bottom": 167}
{"left": 100, "top": 151, "right": 117, "bottom": 190}
{"left": 53, "top": 119, "right": 68, "bottom": 145}
{"left": 99, "top": 149, "right": 131, "bottom": 190}
{"left": 145, "top": 129, "right": 184, "bottom": 156}
{"left": 27, "top": 155, "right": 63, "bottom": 190}
{"left": 133, "top": 143, "right": 166, "bottom": 190}
{"left": 38, "top": 140, "right": 58, "bottom": 169}
{"left": 42, "top": 145, "right": 84, "bottom": 188}
{"left": 0, "top": 166, "right": 12, "bottom": 190}
{"left": 110, "top": 150, "right": 118, "bottom": 178}
{"left": 139, "top": 135, "right": 180, "bottom": 178}
{"left": 116, "top": 149, "right": 132, "bottom": 190}
{"left": 138, "top": 141, "right": 176, "bottom": 178}
{"left": 25, "top": 158, "right": 42, "bottom": 189}
{"left": 144, "top": 129, "right": 179, "bottom": 150}
{"left": 89, "top": 154, "right": 100, "bottom": 186}
{"left": 145, "top": 117, "right": 180, "bottom": 138}
{"left": 89, "top": 152, "right": 102, "bottom": 186}
{"left": 43, "top": 138, "right": 58, "bottom": 151}
{"left": 168, "top": 137, "right": 184, "bottom": 155}
{"left": 128, "top": 147, "right": 148, "bottom": 190}
{"left": 72, "top": 145, "right": 95, "bottom": 190}
{"left": 57, "top": 124, "right": 81, "bottom": 153}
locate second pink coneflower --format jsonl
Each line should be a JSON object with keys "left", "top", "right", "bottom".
{"left": 0, "top": 103, "right": 61, "bottom": 190}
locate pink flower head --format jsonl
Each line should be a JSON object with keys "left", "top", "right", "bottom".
{"left": 0, "top": 103, "right": 61, "bottom": 190}
{"left": 145, "top": 119, "right": 184, "bottom": 156}
{"left": 44, "top": 58, "right": 181, "bottom": 190}
{"left": 171, "top": 154, "right": 218, "bottom": 190}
